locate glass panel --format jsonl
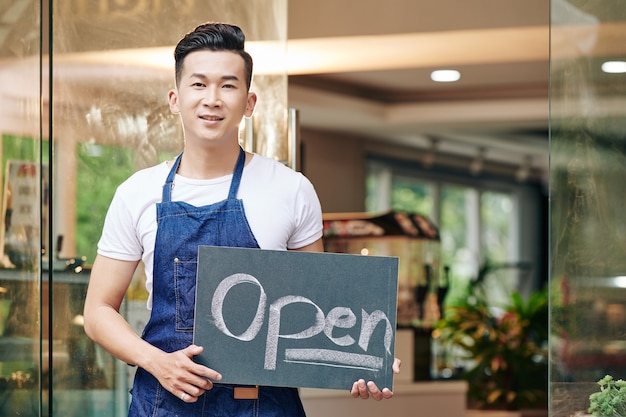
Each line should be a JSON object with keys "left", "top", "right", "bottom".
{"left": 365, "top": 169, "right": 526, "bottom": 307}
{"left": 390, "top": 175, "right": 435, "bottom": 216}
{"left": 480, "top": 191, "right": 513, "bottom": 265}
{"left": 2, "top": 1, "right": 287, "bottom": 416}
{"left": 0, "top": 0, "right": 44, "bottom": 415}
{"left": 479, "top": 191, "right": 524, "bottom": 305}
{"left": 439, "top": 185, "right": 475, "bottom": 304}
{"left": 550, "top": 1, "right": 626, "bottom": 416}
{"left": 75, "top": 144, "right": 134, "bottom": 264}
{"left": 365, "top": 160, "right": 391, "bottom": 213}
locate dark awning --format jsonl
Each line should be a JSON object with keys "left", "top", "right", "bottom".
{"left": 323, "top": 211, "right": 439, "bottom": 240}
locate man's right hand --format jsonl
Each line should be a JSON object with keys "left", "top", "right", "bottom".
{"left": 147, "top": 344, "right": 222, "bottom": 403}
{"left": 84, "top": 257, "right": 221, "bottom": 403}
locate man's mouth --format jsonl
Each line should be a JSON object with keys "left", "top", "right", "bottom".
{"left": 200, "top": 115, "right": 224, "bottom": 121}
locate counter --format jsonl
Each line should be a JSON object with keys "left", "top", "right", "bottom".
{"left": 300, "top": 380, "right": 467, "bottom": 417}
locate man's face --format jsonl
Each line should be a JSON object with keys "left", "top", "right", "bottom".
{"left": 168, "top": 50, "right": 256, "bottom": 146}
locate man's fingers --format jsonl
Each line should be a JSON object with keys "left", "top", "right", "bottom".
{"left": 357, "top": 379, "right": 368, "bottom": 399}
{"left": 393, "top": 357, "right": 402, "bottom": 374}
{"left": 350, "top": 379, "right": 394, "bottom": 401}
{"left": 182, "top": 344, "right": 203, "bottom": 357}
{"left": 178, "top": 345, "right": 222, "bottom": 381}
{"left": 381, "top": 387, "right": 394, "bottom": 400}
{"left": 367, "top": 381, "right": 383, "bottom": 400}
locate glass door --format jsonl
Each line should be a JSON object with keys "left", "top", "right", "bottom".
{"left": 0, "top": 1, "right": 288, "bottom": 415}
{"left": 550, "top": 1, "right": 626, "bottom": 416}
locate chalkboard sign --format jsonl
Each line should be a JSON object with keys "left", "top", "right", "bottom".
{"left": 193, "top": 246, "right": 399, "bottom": 391}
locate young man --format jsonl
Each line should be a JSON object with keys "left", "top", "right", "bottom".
{"left": 84, "top": 22, "right": 398, "bottom": 416}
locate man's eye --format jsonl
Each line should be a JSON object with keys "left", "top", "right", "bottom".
{"left": 222, "top": 84, "right": 235, "bottom": 89}
{"left": 192, "top": 82, "right": 205, "bottom": 87}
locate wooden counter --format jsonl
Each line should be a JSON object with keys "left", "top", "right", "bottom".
{"left": 300, "top": 380, "right": 467, "bottom": 417}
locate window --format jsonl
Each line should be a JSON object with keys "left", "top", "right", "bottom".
{"left": 365, "top": 158, "right": 543, "bottom": 305}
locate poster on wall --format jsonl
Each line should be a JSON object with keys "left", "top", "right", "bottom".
{"left": 0, "top": 160, "right": 48, "bottom": 268}
{"left": 193, "top": 246, "right": 399, "bottom": 391}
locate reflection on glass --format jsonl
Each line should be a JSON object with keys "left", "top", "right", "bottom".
{"left": 1, "top": 0, "right": 287, "bottom": 415}
{"left": 0, "top": 0, "right": 44, "bottom": 412}
{"left": 550, "top": 0, "right": 626, "bottom": 416}
{"left": 75, "top": 144, "right": 136, "bottom": 264}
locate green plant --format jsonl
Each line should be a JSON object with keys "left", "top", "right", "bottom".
{"left": 434, "top": 288, "right": 548, "bottom": 410}
{"left": 588, "top": 375, "right": 626, "bottom": 417}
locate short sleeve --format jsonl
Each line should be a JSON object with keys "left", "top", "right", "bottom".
{"left": 97, "top": 187, "right": 144, "bottom": 261}
{"left": 287, "top": 175, "right": 323, "bottom": 249}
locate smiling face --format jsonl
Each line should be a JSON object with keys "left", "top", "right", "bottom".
{"left": 168, "top": 50, "right": 256, "bottom": 149}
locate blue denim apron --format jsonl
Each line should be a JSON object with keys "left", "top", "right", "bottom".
{"left": 128, "top": 147, "right": 306, "bottom": 416}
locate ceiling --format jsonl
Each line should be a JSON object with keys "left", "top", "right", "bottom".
{"left": 283, "top": 0, "right": 622, "bottom": 180}
{"left": 1, "top": 0, "right": 624, "bottom": 183}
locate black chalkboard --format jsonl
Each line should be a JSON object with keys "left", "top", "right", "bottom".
{"left": 192, "top": 246, "right": 399, "bottom": 391}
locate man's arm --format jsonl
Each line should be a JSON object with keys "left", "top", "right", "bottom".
{"left": 83, "top": 255, "right": 142, "bottom": 364}
{"left": 83, "top": 254, "right": 221, "bottom": 403}
{"left": 290, "top": 238, "right": 324, "bottom": 253}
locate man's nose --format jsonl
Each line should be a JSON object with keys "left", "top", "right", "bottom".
{"left": 203, "top": 88, "right": 222, "bottom": 106}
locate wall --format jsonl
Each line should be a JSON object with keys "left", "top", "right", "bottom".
{"left": 300, "top": 128, "right": 366, "bottom": 213}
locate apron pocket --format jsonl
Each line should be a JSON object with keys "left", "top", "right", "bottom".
{"left": 173, "top": 257, "right": 197, "bottom": 332}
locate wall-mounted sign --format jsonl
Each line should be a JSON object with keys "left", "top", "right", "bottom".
{"left": 1, "top": 160, "right": 48, "bottom": 268}
{"left": 193, "top": 246, "right": 399, "bottom": 391}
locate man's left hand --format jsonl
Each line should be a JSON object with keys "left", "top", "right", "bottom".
{"left": 350, "top": 357, "right": 401, "bottom": 400}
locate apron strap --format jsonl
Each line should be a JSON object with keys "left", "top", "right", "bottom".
{"left": 162, "top": 152, "right": 183, "bottom": 203}
{"left": 228, "top": 147, "right": 246, "bottom": 200}
{"left": 162, "top": 147, "right": 246, "bottom": 203}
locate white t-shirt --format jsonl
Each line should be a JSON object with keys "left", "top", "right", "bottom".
{"left": 97, "top": 153, "right": 323, "bottom": 307}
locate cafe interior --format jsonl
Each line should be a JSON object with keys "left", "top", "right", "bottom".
{"left": 0, "top": 0, "right": 625, "bottom": 416}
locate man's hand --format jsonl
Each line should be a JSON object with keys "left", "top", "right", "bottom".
{"left": 84, "top": 257, "right": 221, "bottom": 403}
{"left": 350, "top": 357, "right": 401, "bottom": 400}
{"left": 148, "top": 344, "right": 222, "bottom": 403}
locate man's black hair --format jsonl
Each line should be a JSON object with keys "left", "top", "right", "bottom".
{"left": 174, "top": 23, "right": 253, "bottom": 90}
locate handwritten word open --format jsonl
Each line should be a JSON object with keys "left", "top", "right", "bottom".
{"left": 210, "top": 273, "right": 393, "bottom": 372}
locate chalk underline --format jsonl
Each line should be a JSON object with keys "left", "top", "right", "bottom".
{"left": 283, "top": 348, "right": 383, "bottom": 371}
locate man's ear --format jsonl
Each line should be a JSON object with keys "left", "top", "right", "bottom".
{"left": 244, "top": 92, "right": 257, "bottom": 117}
{"left": 168, "top": 89, "right": 180, "bottom": 114}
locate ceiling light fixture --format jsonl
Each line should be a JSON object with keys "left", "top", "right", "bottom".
{"left": 422, "top": 137, "right": 438, "bottom": 168}
{"left": 614, "top": 276, "right": 626, "bottom": 288}
{"left": 469, "top": 147, "right": 485, "bottom": 176}
{"left": 515, "top": 155, "right": 533, "bottom": 182}
{"left": 430, "top": 69, "right": 461, "bottom": 83}
{"left": 601, "top": 61, "right": 626, "bottom": 74}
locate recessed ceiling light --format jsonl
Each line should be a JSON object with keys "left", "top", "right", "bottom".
{"left": 614, "top": 276, "right": 626, "bottom": 288}
{"left": 601, "top": 61, "right": 626, "bottom": 74}
{"left": 431, "top": 69, "right": 461, "bottom": 83}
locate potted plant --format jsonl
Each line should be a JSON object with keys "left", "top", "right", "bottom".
{"left": 434, "top": 287, "right": 549, "bottom": 412}
{"left": 588, "top": 375, "right": 626, "bottom": 417}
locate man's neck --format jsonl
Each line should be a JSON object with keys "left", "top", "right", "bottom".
{"left": 177, "top": 143, "right": 243, "bottom": 179}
